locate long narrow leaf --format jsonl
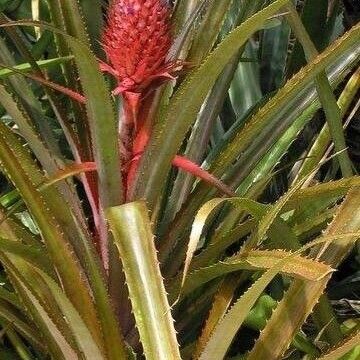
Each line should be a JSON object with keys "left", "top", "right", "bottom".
{"left": 0, "top": 56, "right": 74, "bottom": 78}
{"left": 285, "top": 2, "right": 353, "bottom": 176}
{"left": 0, "top": 121, "right": 105, "bottom": 352}
{"left": 168, "top": 249, "right": 333, "bottom": 303}
{"left": 32, "top": 266, "right": 106, "bottom": 360}
{"left": 318, "top": 328, "right": 360, "bottom": 360}
{"left": 107, "top": 201, "right": 181, "bottom": 360}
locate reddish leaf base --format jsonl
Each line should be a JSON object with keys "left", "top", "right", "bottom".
{"left": 99, "top": 59, "right": 235, "bottom": 200}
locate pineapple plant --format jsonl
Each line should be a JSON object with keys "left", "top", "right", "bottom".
{"left": 0, "top": 0, "right": 357, "bottom": 359}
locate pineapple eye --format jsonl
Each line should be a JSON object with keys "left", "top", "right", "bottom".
{"left": 125, "top": 5, "right": 135, "bottom": 15}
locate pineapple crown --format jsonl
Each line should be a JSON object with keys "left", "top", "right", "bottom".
{"left": 102, "top": 0, "right": 174, "bottom": 94}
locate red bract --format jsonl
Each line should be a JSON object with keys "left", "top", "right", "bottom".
{"left": 102, "top": 0, "right": 173, "bottom": 94}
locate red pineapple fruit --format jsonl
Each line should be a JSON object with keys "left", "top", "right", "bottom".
{"left": 102, "top": 0, "right": 175, "bottom": 101}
